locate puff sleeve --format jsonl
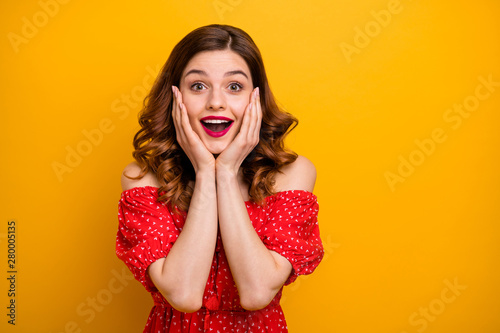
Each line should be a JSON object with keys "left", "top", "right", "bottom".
{"left": 115, "top": 186, "right": 185, "bottom": 291}
{"left": 258, "top": 190, "right": 324, "bottom": 285}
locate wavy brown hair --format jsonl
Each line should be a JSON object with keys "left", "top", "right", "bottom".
{"left": 129, "top": 24, "right": 298, "bottom": 212}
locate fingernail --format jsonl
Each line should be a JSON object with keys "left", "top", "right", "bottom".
{"left": 256, "top": 87, "right": 260, "bottom": 97}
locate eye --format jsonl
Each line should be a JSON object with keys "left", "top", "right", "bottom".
{"left": 190, "top": 82, "right": 206, "bottom": 91}
{"left": 228, "top": 82, "right": 243, "bottom": 92}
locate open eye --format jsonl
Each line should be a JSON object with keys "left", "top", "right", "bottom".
{"left": 228, "top": 82, "right": 243, "bottom": 92}
{"left": 190, "top": 82, "right": 206, "bottom": 91}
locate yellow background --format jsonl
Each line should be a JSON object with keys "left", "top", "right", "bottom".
{"left": 1, "top": 0, "right": 499, "bottom": 332}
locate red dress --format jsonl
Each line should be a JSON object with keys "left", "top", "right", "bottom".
{"left": 116, "top": 186, "right": 323, "bottom": 333}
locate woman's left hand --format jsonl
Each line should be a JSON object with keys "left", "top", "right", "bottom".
{"left": 216, "top": 87, "right": 261, "bottom": 177}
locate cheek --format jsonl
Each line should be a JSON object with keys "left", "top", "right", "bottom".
{"left": 181, "top": 96, "right": 202, "bottom": 124}
{"left": 231, "top": 97, "right": 250, "bottom": 118}
{"left": 182, "top": 95, "right": 198, "bottom": 112}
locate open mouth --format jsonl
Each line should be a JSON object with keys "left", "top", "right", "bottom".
{"left": 201, "top": 116, "right": 234, "bottom": 138}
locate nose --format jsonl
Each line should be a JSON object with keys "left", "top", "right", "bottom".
{"left": 206, "top": 88, "right": 226, "bottom": 111}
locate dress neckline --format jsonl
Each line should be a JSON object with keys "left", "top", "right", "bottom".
{"left": 120, "top": 185, "right": 316, "bottom": 204}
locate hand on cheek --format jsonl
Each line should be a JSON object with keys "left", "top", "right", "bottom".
{"left": 216, "top": 87, "right": 262, "bottom": 176}
{"left": 172, "top": 86, "right": 215, "bottom": 174}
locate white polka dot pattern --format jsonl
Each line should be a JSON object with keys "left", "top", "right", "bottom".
{"left": 115, "top": 186, "right": 324, "bottom": 332}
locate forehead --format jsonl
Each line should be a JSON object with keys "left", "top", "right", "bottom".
{"left": 182, "top": 50, "right": 251, "bottom": 78}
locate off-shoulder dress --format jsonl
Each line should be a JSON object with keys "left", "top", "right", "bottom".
{"left": 116, "top": 186, "right": 323, "bottom": 332}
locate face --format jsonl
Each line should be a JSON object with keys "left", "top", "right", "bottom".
{"left": 179, "top": 49, "right": 254, "bottom": 155}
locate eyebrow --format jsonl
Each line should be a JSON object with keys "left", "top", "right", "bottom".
{"left": 224, "top": 70, "right": 248, "bottom": 79}
{"left": 184, "top": 69, "right": 248, "bottom": 79}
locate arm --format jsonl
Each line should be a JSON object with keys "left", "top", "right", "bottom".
{"left": 217, "top": 156, "right": 316, "bottom": 310}
{"left": 122, "top": 163, "right": 217, "bottom": 313}
{"left": 147, "top": 172, "right": 217, "bottom": 313}
{"left": 128, "top": 87, "right": 218, "bottom": 313}
{"left": 215, "top": 87, "right": 317, "bottom": 309}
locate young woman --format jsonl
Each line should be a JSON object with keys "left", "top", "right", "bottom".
{"left": 116, "top": 24, "right": 323, "bottom": 332}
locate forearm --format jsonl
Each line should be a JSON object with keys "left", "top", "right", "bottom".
{"left": 216, "top": 171, "right": 291, "bottom": 310}
{"left": 149, "top": 171, "right": 217, "bottom": 311}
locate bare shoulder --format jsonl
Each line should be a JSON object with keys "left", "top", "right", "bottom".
{"left": 274, "top": 155, "right": 317, "bottom": 193}
{"left": 121, "top": 161, "right": 160, "bottom": 191}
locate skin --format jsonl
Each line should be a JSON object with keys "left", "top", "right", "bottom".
{"left": 121, "top": 49, "right": 317, "bottom": 312}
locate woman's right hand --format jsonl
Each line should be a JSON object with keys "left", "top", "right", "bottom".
{"left": 172, "top": 86, "right": 215, "bottom": 174}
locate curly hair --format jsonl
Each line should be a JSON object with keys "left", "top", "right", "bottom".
{"left": 129, "top": 24, "right": 298, "bottom": 212}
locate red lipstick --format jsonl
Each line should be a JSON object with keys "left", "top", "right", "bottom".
{"left": 200, "top": 116, "right": 234, "bottom": 138}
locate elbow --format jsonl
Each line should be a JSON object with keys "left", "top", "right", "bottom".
{"left": 239, "top": 288, "right": 276, "bottom": 311}
{"left": 163, "top": 289, "right": 203, "bottom": 313}
{"left": 171, "top": 299, "right": 203, "bottom": 313}
{"left": 148, "top": 262, "right": 203, "bottom": 312}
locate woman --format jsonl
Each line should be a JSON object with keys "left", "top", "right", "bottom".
{"left": 116, "top": 24, "right": 323, "bottom": 332}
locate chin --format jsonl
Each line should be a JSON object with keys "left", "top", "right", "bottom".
{"left": 204, "top": 142, "right": 229, "bottom": 155}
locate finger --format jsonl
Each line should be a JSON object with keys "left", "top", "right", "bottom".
{"left": 172, "top": 86, "right": 179, "bottom": 128}
{"left": 254, "top": 87, "right": 262, "bottom": 139}
{"left": 238, "top": 88, "right": 256, "bottom": 141}
{"left": 172, "top": 88, "right": 197, "bottom": 145}
{"left": 246, "top": 88, "right": 259, "bottom": 141}
{"left": 179, "top": 102, "right": 199, "bottom": 145}
{"left": 175, "top": 86, "right": 184, "bottom": 108}
{"left": 176, "top": 89, "right": 187, "bottom": 138}
{"left": 172, "top": 87, "right": 188, "bottom": 147}
{"left": 179, "top": 102, "right": 189, "bottom": 132}
{"left": 247, "top": 88, "right": 261, "bottom": 149}
{"left": 238, "top": 100, "right": 253, "bottom": 142}
{"left": 172, "top": 86, "right": 178, "bottom": 124}
{"left": 235, "top": 87, "right": 255, "bottom": 142}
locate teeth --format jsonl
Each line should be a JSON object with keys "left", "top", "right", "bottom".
{"left": 202, "top": 119, "right": 230, "bottom": 124}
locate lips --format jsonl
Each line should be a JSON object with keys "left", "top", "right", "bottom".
{"left": 200, "top": 116, "right": 234, "bottom": 138}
